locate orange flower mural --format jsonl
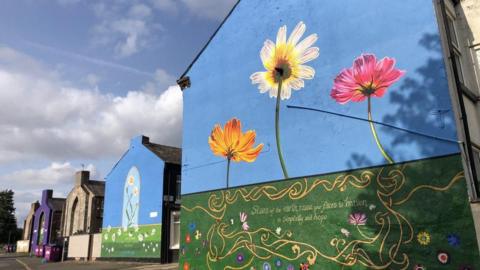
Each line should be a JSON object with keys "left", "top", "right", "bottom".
{"left": 209, "top": 118, "right": 263, "bottom": 187}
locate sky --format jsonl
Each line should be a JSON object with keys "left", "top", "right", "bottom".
{"left": 0, "top": 0, "right": 237, "bottom": 227}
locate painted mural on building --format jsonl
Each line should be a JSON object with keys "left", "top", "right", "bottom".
{"left": 101, "top": 136, "right": 181, "bottom": 260}
{"left": 179, "top": 0, "right": 480, "bottom": 269}
{"left": 181, "top": 155, "right": 479, "bottom": 269}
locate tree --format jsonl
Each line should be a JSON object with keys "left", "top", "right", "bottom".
{"left": 0, "top": 190, "right": 18, "bottom": 244}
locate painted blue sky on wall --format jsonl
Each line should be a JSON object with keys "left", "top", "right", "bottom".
{"left": 103, "top": 137, "right": 165, "bottom": 228}
{"left": 182, "top": 0, "right": 458, "bottom": 194}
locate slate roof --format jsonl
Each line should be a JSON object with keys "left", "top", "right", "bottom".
{"left": 144, "top": 142, "right": 182, "bottom": 165}
{"left": 84, "top": 180, "right": 105, "bottom": 196}
{"left": 49, "top": 198, "right": 66, "bottom": 211}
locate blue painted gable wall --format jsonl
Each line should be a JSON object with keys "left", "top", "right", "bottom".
{"left": 182, "top": 0, "right": 458, "bottom": 194}
{"left": 103, "top": 136, "right": 165, "bottom": 227}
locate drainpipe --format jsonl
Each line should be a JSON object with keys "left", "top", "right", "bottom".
{"left": 439, "top": 0, "right": 480, "bottom": 199}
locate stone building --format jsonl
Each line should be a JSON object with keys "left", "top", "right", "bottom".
{"left": 61, "top": 171, "right": 105, "bottom": 237}
{"left": 17, "top": 201, "right": 39, "bottom": 253}
{"left": 31, "top": 190, "right": 65, "bottom": 256}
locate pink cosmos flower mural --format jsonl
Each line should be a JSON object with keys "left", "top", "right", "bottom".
{"left": 331, "top": 54, "right": 404, "bottom": 104}
{"left": 331, "top": 54, "right": 405, "bottom": 163}
{"left": 348, "top": 212, "right": 367, "bottom": 226}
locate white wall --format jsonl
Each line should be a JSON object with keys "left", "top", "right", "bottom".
{"left": 67, "top": 234, "right": 90, "bottom": 259}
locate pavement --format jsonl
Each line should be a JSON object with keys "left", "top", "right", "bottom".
{"left": 0, "top": 253, "right": 178, "bottom": 270}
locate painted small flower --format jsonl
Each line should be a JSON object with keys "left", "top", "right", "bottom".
{"left": 240, "top": 212, "right": 248, "bottom": 222}
{"left": 300, "top": 262, "right": 310, "bottom": 270}
{"left": 330, "top": 53, "right": 405, "bottom": 104}
{"left": 195, "top": 230, "right": 202, "bottom": 240}
{"left": 417, "top": 231, "right": 431, "bottom": 246}
{"left": 202, "top": 239, "right": 208, "bottom": 248}
{"left": 230, "top": 219, "right": 234, "bottom": 225}
{"left": 250, "top": 21, "right": 319, "bottom": 100}
{"left": 138, "top": 234, "right": 144, "bottom": 242}
{"left": 275, "top": 227, "right": 282, "bottom": 235}
{"left": 437, "top": 251, "right": 450, "bottom": 265}
{"left": 340, "top": 228, "right": 350, "bottom": 237}
{"left": 185, "top": 233, "right": 191, "bottom": 244}
{"left": 263, "top": 262, "right": 271, "bottom": 270}
{"left": 111, "top": 233, "right": 116, "bottom": 242}
{"left": 413, "top": 264, "right": 426, "bottom": 270}
{"left": 104, "top": 234, "right": 108, "bottom": 240}
{"left": 209, "top": 118, "right": 264, "bottom": 163}
{"left": 447, "top": 233, "right": 460, "bottom": 247}
{"left": 188, "top": 222, "right": 196, "bottom": 232}
{"left": 236, "top": 252, "right": 244, "bottom": 263}
{"left": 183, "top": 262, "right": 190, "bottom": 270}
{"left": 240, "top": 212, "right": 250, "bottom": 231}
{"left": 369, "top": 204, "right": 376, "bottom": 211}
{"left": 117, "top": 228, "right": 122, "bottom": 236}
{"left": 348, "top": 212, "right": 367, "bottom": 225}
{"left": 274, "top": 258, "right": 282, "bottom": 267}
{"left": 133, "top": 187, "right": 139, "bottom": 196}
{"left": 151, "top": 228, "right": 156, "bottom": 235}
{"left": 287, "top": 264, "right": 295, "bottom": 270}
{"left": 128, "top": 176, "right": 134, "bottom": 185}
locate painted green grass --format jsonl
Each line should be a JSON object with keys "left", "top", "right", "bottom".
{"left": 101, "top": 224, "right": 161, "bottom": 258}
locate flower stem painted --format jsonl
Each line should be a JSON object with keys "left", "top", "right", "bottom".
{"left": 226, "top": 158, "right": 231, "bottom": 188}
{"left": 275, "top": 79, "right": 289, "bottom": 178}
{"left": 368, "top": 96, "right": 393, "bottom": 164}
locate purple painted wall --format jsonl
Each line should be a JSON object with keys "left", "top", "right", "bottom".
{"left": 31, "top": 190, "right": 64, "bottom": 255}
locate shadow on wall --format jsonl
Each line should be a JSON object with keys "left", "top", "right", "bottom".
{"left": 347, "top": 33, "right": 457, "bottom": 169}
{"left": 351, "top": 156, "right": 479, "bottom": 269}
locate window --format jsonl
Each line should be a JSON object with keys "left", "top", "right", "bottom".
{"left": 169, "top": 211, "right": 180, "bottom": 249}
{"left": 446, "top": 13, "right": 465, "bottom": 84}
{"left": 472, "top": 147, "right": 480, "bottom": 195}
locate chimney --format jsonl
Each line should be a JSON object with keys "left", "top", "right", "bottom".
{"left": 75, "top": 171, "right": 90, "bottom": 186}
{"left": 31, "top": 201, "right": 40, "bottom": 212}
{"left": 41, "top": 190, "right": 53, "bottom": 205}
{"left": 130, "top": 135, "right": 150, "bottom": 149}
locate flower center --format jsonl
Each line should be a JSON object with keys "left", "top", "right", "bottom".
{"left": 274, "top": 61, "right": 292, "bottom": 82}
{"left": 360, "top": 81, "right": 377, "bottom": 96}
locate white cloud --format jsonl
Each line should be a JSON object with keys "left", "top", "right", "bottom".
{"left": 91, "top": 2, "right": 161, "bottom": 58}
{"left": 129, "top": 3, "right": 152, "bottom": 19}
{"left": 0, "top": 46, "right": 183, "bottom": 226}
{"left": 2, "top": 162, "right": 97, "bottom": 225}
{"left": 150, "top": 0, "right": 178, "bottom": 14}
{"left": 85, "top": 73, "right": 101, "bottom": 86}
{"left": 0, "top": 46, "right": 182, "bottom": 164}
{"left": 180, "top": 0, "right": 237, "bottom": 21}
